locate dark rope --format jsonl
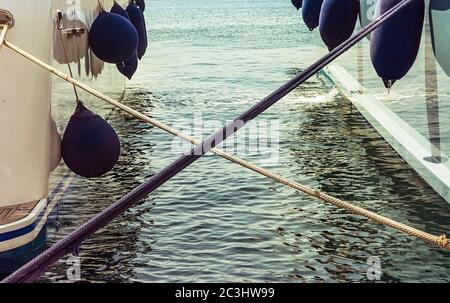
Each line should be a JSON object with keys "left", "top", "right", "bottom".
{"left": 2, "top": 0, "right": 418, "bottom": 283}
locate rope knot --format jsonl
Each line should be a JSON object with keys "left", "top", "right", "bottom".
{"left": 436, "top": 234, "right": 450, "bottom": 250}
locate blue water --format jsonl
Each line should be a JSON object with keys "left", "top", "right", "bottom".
{"left": 40, "top": 0, "right": 450, "bottom": 282}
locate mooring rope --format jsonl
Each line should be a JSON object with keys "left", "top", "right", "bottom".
{"left": 2, "top": 0, "right": 447, "bottom": 283}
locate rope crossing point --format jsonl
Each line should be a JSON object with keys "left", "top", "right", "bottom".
{"left": 1, "top": 0, "right": 448, "bottom": 283}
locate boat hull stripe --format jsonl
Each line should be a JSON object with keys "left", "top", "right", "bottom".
{"left": 0, "top": 206, "right": 47, "bottom": 242}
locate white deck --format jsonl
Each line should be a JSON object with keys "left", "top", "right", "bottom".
{"left": 324, "top": 64, "right": 450, "bottom": 204}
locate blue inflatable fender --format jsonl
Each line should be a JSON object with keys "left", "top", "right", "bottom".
{"left": 89, "top": 11, "right": 138, "bottom": 64}
{"left": 302, "top": 0, "right": 324, "bottom": 31}
{"left": 291, "top": 0, "right": 303, "bottom": 10}
{"left": 319, "top": 0, "right": 360, "bottom": 51}
{"left": 117, "top": 51, "right": 139, "bottom": 80}
{"left": 110, "top": 2, "right": 130, "bottom": 19}
{"left": 370, "top": 0, "right": 424, "bottom": 88}
{"left": 126, "top": 3, "right": 148, "bottom": 60}
{"left": 136, "top": 0, "right": 146, "bottom": 12}
{"left": 62, "top": 102, "right": 121, "bottom": 178}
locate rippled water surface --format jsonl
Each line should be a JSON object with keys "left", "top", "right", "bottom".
{"left": 41, "top": 0, "right": 450, "bottom": 282}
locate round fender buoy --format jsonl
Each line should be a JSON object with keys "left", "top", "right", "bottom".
{"left": 126, "top": 3, "right": 148, "bottom": 60}
{"left": 62, "top": 102, "right": 121, "bottom": 178}
{"left": 291, "top": 0, "right": 303, "bottom": 10}
{"left": 88, "top": 11, "right": 138, "bottom": 64}
{"left": 110, "top": 3, "right": 138, "bottom": 78}
{"left": 117, "top": 51, "right": 139, "bottom": 80}
{"left": 302, "top": 0, "right": 324, "bottom": 31}
{"left": 319, "top": 0, "right": 360, "bottom": 51}
{"left": 136, "top": 0, "right": 146, "bottom": 12}
{"left": 370, "top": 0, "right": 424, "bottom": 89}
